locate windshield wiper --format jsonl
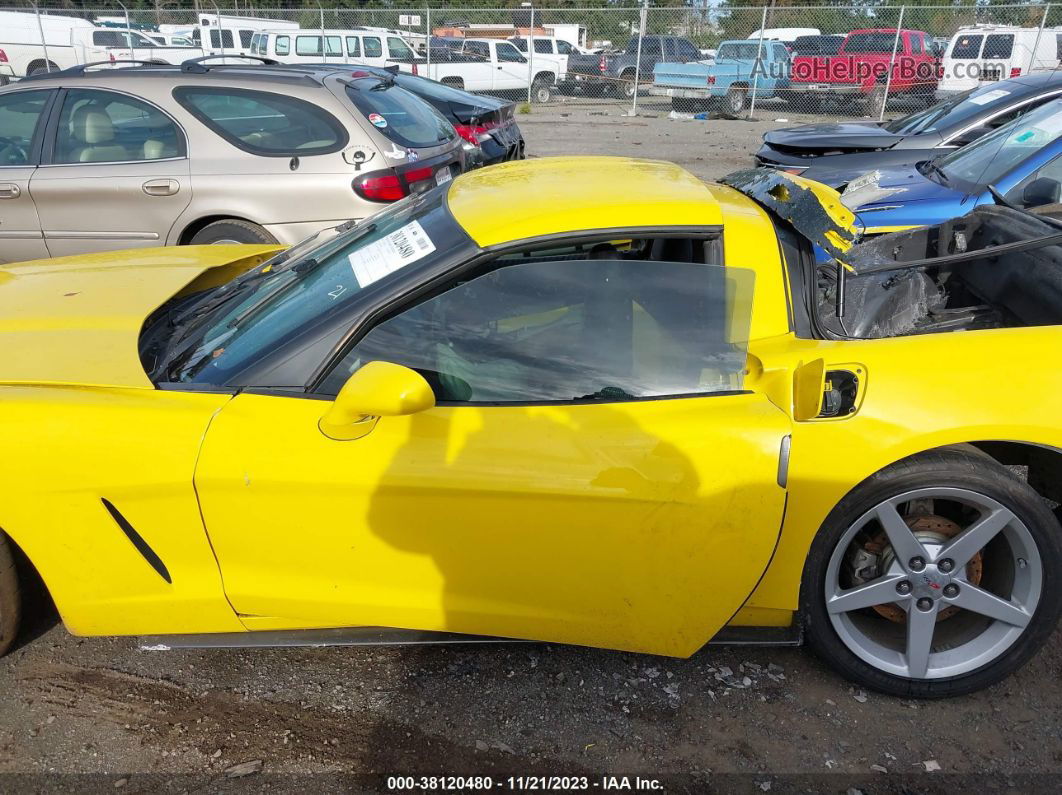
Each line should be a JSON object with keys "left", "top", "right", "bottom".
{"left": 919, "top": 160, "right": 950, "bottom": 184}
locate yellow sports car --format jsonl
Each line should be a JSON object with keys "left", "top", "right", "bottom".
{"left": 1, "top": 157, "right": 1060, "bottom": 699}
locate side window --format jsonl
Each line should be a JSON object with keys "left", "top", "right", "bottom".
{"left": 326, "top": 36, "right": 342, "bottom": 56}
{"left": 53, "top": 89, "right": 183, "bottom": 164}
{"left": 92, "top": 31, "right": 124, "bottom": 47}
{"left": 557, "top": 40, "right": 573, "bottom": 55}
{"left": 984, "top": 34, "right": 1014, "bottom": 59}
{"left": 642, "top": 38, "right": 661, "bottom": 56}
{"left": 239, "top": 30, "right": 253, "bottom": 49}
{"left": 323, "top": 249, "right": 753, "bottom": 403}
{"left": 465, "top": 41, "right": 489, "bottom": 61}
{"left": 534, "top": 39, "right": 552, "bottom": 55}
{"left": 387, "top": 36, "right": 414, "bottom": 59}
{"left": 275, "top": 35, "right": 290, "bottom": 56}
{"left": 0, "top": 90, "right": 50, "bottom": 166}
{"left": 249, "top": 33, "right": 260, "bottom": 54}
{"left": 296, "top": 36, "right": 321, "bottom": 57}
{"left": 911, "top": 34, "right": 923, "bottom": 55}
{"left": 174, "top": 86, "right": 348, "bottom": 156}
{"left": 346, "top": 36, "right": 361, "bottom": 58}
{"left": 364, "top": 36, "right": 383, "bottom": 58}
{"left": 496, "top": 42, "right": 525, "bottom": 62}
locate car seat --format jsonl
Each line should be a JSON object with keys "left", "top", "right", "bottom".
{"left": 66, "top": 106, "right": 129, "bottom": 163}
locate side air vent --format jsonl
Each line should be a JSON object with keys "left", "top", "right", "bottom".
{"left": 100, "top": 498, "right": 172, "bottom": 584}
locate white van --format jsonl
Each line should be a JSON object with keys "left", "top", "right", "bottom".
{"left": 0, "top": 10, "right": 202, "bottom": 79}
{"left": 194, "top": 14, "right": 298, "bottom": 56}
{"left": 748, "top": 27, "right": 820, "bottom": 44}
{"left": 250, "top": 28, "right": 420, "bottom": 68}
{"left": 939, "top": 25, "right": 1062, "bottom": 98}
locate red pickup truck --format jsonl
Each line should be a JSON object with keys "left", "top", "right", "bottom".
{"left": 788, "top": 28, "right": 939, "bottom": 115}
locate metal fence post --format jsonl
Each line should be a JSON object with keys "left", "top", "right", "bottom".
{"left": 32, "top": 4, "right": 52, "bottom": 73}
{"left": 749, "top": 5, "right": 768, "bottom": 118}
{"left": 1029, "top": 4, "right": 1051, "bottom": 76}
{"left": 319, "top": 2, "right": 326, "bottom": 63}
{"left": 116, "top": 0, "right": 135, "bottom": 65}
{"left": 630, "top": 1, "right": 647, "bottom": 116}
{"left": 211, "top": 2, "right": 224, "bottom": 58}
{"left": 527, "top": 4, "right": 534, "bottom": 105}
{"left": 880, "top": 5, "right": 905, "bottom": 123}
{"left": 426, "top": 6, "right": 431, "bottom": 70}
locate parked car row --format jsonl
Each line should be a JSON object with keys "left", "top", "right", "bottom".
{"left": 0, "top": 58, "right": 525, "bottom": 264}
{"left": 649, "top": 23, "right": 1062, "bottom": 117}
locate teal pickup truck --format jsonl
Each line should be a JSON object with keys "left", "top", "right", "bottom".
{"left": 651, "top": 39, "right": 791, "bottom": 114}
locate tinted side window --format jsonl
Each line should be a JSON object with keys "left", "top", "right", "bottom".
{"left": 240, "top": 30, "right": 253, "bottom": 49}
{"left": 984, "top": 34, "right": 1014, "bottom": 59}
{"left": 911, "top": 34, "right": 923, "bottom": 55}
{"left": 951, "top": 34, "right": 983, "bottom": 59}
{"left": 364, "top": 36, "right": 382, "bottom": 58}
{"left": 174, "top": 87, "right": 348, "bottom": 156}
{"left": 53, "top": 89, "right": 183, "bottom": 164}
{"left": 275, "top": 35, "right": 290, "bottom": 56}
{"left": 347, "top": 36, "right": 361, "bottom": 57}
{"left": 496, "top": 42, "right": 524, "bottom": 62}
{"left": 677, "top": 40, "right": 701, "bottom": 60}
{"left": 534, "top": 39, "right": 552, "bottom": 54}
{"left": 557, "top": 40, "right": 573, "bottom": 55}
{"left": 388, "top": 36, "right": 414, "bottom": 59}
{"left": 465, "top": 41, "right": 489, "bottom": 60}
{"left": 210, "top": 29, "right": 235, "bottom": 49}
{"left": 327, "top": 258, "right": 753, "bottom": 403}
{"left": 0, "top": 90, "right": 50, "bottom": 166}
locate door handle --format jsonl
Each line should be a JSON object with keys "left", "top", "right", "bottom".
{"left": 142, "top": 179, "right": 179, "bottom": 197}
{"left": 0, "top": 183, "right": 21, "bottom": 199}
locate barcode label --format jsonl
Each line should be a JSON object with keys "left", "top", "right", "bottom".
{"left": 348, "top": 220, "right": 437, "bottom": 288}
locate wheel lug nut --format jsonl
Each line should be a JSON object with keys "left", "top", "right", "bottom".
{"left": 916, "top": 597, "right": 934, "bottom": 611}
{"left": 909, "top": 556, "right": 926, "bottom": 572}
{"left": 896, "top": 580, "right": 912, "bottom": 595}
{"left": 938, "top": 558, "right": 954, "bottom": 573}
{"left": 943, "top": 583, "right": 959, "bottom": 598}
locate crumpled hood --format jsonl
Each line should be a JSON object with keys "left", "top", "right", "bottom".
{"left": 843, "top": 164, "right": 965, "bottom": 210}
{"left": 0, "top": 245, "right": 282, "bottom": 389}
{"left": 764, "top": 121, "right": 902, "bottom": 152}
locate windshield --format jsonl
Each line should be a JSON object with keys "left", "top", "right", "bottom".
{"left": 884, "top": 84, "right": 1019, "bottom": 134}
{"left": 931, "top": 98, "right": 1062, "bottom": 187}
{"left": 161, "top": 192, "right": 477, "bottom": 386}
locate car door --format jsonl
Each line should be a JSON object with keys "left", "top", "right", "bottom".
{"left": 493, "top": 41, "right": 528, "bottom": 90}
{"left": 30, "top": 87, "right": 192, "bottom": 257}
{"left": 194, "top": 243, "right": 792, "bottom": 657}
{"left": 0, "top": 87, "right": 53, "bottom": 264}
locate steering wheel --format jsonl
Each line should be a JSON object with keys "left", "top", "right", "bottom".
{"left": 0, "top": 136, "right": 28, "bottom": 166}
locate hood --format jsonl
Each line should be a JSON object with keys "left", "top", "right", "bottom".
{"left": 764, "top": 121, "right": 903, "bottom": 152}
{"left": 721, "top": 168, "right": 857, "bottom": 261}
{"left": 0, "top": 245, "right": 282, "bottom": 389}
{"left": 842, "top": 164, "right": 964, "bottom": 210}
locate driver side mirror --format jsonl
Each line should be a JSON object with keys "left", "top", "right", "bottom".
{"left": 1022, "top": 176, "right": 1061, "bottom": 208}
{"left": 319, "top": 361, "right": 435, "bottom": 441}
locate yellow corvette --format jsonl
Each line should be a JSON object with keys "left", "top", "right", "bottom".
{"left": 1, "top": 157, "right": 1060, "bottom": 699}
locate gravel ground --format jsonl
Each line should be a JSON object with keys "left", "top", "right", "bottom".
{"left": 2, "top": 96, "right": 1061, "bottom": 793}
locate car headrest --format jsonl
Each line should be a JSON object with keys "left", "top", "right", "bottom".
{"left": 70, "top": 106, "right": 115, "bottom": 144}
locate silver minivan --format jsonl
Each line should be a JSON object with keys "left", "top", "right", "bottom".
{"left": 0, "top": 60, "right": 465, "bottom": 263}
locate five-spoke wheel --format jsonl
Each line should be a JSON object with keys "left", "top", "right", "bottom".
{"left": 804, "top": 450, "right": 1062, "bottom": 697}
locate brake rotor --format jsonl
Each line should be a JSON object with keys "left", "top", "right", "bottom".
{"left": 865, "top": 514, "right": 984, "bottom": 623}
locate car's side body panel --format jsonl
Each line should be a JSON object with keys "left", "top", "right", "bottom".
{"left": 0, "top": 385, "right": 242, "bottom": 636}
{"left": 194, "top": 391, "right": 791, "bottom": 657}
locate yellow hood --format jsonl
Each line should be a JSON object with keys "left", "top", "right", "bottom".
{"left": 0, "top": 245, "right": 283, "bottom": 389}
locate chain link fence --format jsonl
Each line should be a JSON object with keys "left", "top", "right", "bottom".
{"left": 2, "top": 3, "right": 1059, "bottom": 123}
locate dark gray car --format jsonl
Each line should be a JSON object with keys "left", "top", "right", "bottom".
{"left": 755, "top": 71, "right": 1062, "bottom": 187}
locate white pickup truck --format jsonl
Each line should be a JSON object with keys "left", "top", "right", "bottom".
{"left": 0, "top": 11, "right": 203, "bottom": 81}
{"left": 507, "top": 36, "right": 578, "bottom": 83}
{"left": 413, "top": 38, "right": 558, "bottom": 102}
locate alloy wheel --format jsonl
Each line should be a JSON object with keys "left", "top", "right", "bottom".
{"left": 825, "top": 487, "right": 1042, "bottom": 680}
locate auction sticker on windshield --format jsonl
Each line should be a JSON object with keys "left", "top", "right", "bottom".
{"left": 348, "top": 220, "right": 437, "bottom": 287}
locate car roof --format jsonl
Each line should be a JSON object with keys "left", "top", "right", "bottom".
{"left": 16, "top": 62, "right": 355, "bottom": 88}
{"left": 446, "top": 156, "right": 731, "bottom": 247}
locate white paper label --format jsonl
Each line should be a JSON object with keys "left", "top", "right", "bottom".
{"left": 969, "top": 88, "right": 1010, "bottom": 105}
{"left": 348, "top": 220, "right": 436, "bottom": 287}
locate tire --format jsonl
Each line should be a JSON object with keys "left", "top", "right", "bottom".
{"left": 863, "top": 84, "right": 888, "bottom": 117}
{"left": 725, "top": 86, "right": 748, "bottom": 116}
{"left": 802, "top": 449, "right": 1062, "bottom": 698}
{"left": 0, "top": 530, "right": 21, "bottom": 657}
{"left": 619, "top": 72, "right": 637, "bottom": 100}
{"left": 28, "top": 61, "right": 58, "bottom": 77}
{"left": 531, "top": 79, "right": 552, "bottom": 104}
{"left": 188, "top": 220, "right": 277, "bottom": 246}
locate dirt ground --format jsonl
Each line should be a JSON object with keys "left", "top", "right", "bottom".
{"left": 2, "top": 97, "right": 1061, "bottom": 793}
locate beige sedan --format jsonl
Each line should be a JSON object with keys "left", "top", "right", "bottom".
{"left": 0, "top": 61, "right": 465, "bottom": 263}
